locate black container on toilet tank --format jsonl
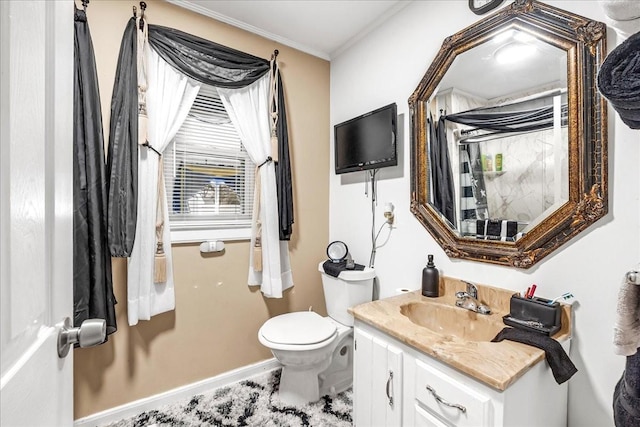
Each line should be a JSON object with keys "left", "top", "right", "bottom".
{"left": 422, "top": 254, "right": 440, "bottom": 297}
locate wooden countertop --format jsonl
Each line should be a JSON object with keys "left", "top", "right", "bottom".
{"left": 348, "top": 276, "right": 572, "bottom": 391}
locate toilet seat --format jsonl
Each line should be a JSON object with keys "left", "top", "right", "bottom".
{"left": 259, "top": 311, "right": 337, "bottom": 351}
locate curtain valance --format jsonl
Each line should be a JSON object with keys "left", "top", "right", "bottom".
{"left": 147, "top": 24, "right": 269, "bottom": 88}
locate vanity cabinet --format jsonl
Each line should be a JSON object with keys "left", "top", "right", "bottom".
{"left": 353, "top": 321, "right": 569, "bottom": 427}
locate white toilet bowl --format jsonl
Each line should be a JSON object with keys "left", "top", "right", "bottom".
{"left": 257, "top": 263, "right": 375, "bottom": 405}
{"left": 259, "top": 312, "right": 352, "bottom": 405}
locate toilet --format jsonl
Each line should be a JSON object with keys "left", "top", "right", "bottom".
{"left": 258, "top": 262, "right": 375, "bottom": 405}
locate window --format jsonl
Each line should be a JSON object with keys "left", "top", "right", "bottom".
{"left": 163, "top": 84, "right": 255, "bottom": 242}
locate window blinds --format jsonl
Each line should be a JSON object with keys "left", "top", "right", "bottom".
{"left": 163, "top": 84, "right": 255, "bottom": 233}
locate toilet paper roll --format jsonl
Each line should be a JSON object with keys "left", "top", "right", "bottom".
{"left": 395, "top": 287, "right": 413, "bottom": 295}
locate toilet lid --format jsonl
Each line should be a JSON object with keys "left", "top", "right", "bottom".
{"left": 261, "top": 311, "right": 337, "bottom": 345}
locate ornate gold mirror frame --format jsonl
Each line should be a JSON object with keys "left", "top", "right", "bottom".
{"left": 409, "top": 0, "right": 607, "bottom": 269}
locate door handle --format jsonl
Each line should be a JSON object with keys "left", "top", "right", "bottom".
{"left": 57, "top": 317, "right": 106, "bottom": 358}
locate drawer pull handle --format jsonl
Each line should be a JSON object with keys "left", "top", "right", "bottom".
{"left": 386, "top": 371, "right": 394, "bottom": 407}
{"left": 426, "top": 385, "right": 467, "bottom": 413}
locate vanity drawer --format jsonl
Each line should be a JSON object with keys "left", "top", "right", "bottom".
{"left": 414, "top": 359, "right": 491, "bottom": 427}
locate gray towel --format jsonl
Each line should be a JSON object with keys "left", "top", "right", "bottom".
{"left": 614, "top": 349, "right": 640, "bottom": 427}
{"left": 614, "top": 274, "right": 640, "bottom": 356}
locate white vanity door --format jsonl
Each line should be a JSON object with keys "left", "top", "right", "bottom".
{"left": 354, "top": 327, "right": 403, "bottom": 426}
{"left": 354, "top": 327, "right": 374, "bottom": 427}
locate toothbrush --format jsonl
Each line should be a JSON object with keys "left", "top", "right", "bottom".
{"left": 549, "top": 292, "right": 574, "bottom": 304}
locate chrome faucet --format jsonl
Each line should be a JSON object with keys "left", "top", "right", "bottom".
{"left": 455, "top": 281, "right": 491, "bottom": 315}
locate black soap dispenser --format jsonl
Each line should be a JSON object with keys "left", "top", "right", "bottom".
{"left": 422, "top": 254, "right": 440, "bottom": 297}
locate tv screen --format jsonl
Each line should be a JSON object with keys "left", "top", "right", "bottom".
{"left": 334, "top": 103, "right": 397, "bottom": 174}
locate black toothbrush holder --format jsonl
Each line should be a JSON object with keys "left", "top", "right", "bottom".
{"left": 503, "top": 294, "right": 562, "bottom": 336}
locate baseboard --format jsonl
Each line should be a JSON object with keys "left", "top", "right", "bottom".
{"left": 74, "top": 358, "right": 281, "bottom": 427}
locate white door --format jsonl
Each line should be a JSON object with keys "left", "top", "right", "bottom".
{"left": 0, "top": 1, "right": 75, "bottom": 425}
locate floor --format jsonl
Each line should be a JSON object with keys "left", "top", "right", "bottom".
{"left": 101, "top": 368, "right": 353, "bottom": 427}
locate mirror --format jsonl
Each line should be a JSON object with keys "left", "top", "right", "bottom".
{"left": 409, "top": 0, "right": 607, "bottom": 269}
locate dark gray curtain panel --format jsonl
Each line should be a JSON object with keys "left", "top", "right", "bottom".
{"left": 74, "top": 6, "right": 116, "bottom": 335}
{"left": 274, "top": 70, "right": 293, "bottom": 240}
{"left": 106, "top": 18, "right": 138, "bottom": 257}
{"left": 428, "top": 116, "right": 456, "bottom": 226}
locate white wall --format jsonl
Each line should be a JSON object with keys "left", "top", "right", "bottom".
{"left": 330, "top": 1, "right": 639, "bottom": 426}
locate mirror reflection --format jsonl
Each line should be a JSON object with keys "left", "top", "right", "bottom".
{"left": 409, "top": 0, "right": 607, "bottom": 268}
{"left": 425, "top": 29, "right": 568, "bottom": 242}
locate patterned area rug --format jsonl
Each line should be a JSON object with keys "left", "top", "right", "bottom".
{"left": 104, "top": 369, "right": 353, "bottom": 427}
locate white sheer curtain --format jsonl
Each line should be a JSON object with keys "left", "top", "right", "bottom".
{"left": 127, "top": 46, "right": 201, "bottom": 326}
{"left": 218, "top": 75, "right": 293, "bottom": 298}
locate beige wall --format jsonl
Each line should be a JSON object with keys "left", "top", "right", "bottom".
{"left": 74, "top": 0, "right": 330, "bottom": 419}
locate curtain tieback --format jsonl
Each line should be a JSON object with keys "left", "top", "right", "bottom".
{"left": 252, "top": 155, "right": 273, "bottom": 273}
{"left": 269, "top": 58, "right": 279, "bottom": 162}
{"left": 137, "top": 16, "right": 149, "bottom": 146}
{"left": 258, "top": 156, "right": 272, "bottom": 168}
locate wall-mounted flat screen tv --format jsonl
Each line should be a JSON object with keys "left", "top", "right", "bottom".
{"left": 334, "top": 103, "right": 397, "bottom": 174}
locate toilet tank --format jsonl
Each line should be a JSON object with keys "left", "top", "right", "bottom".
{"left": 318, "top": 262, "right": 376, "bottom": 326}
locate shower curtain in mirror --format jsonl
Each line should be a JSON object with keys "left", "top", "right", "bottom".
{"left": 443, "top": 98, "right": 565, "bottom": 233}
{"left": 459, "top": 146, "right": 488, "bottom": 235}
{"left": 73, "top": 6, "right": 116, "bottom": 336}
{"left": 428, "top": 115, "right": 456, "bottom": 226}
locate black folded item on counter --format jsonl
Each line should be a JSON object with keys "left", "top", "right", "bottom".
{"left": 492, "top": 327, "right": 577, "bottom": 384}
{"left": 322, "top": 260, "right": 365, "bottom": 278}
{"left": 597, "top": 30, "right": 640, "bottom": 129}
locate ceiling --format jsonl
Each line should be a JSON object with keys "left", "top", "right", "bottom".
{"left": 165, "top": 0, "right": 409, "bottom": 60}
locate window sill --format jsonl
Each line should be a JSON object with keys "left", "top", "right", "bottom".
{"left": 170, "top": 228, "right": 251, "bottom": 244}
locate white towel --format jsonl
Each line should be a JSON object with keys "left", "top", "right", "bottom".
{"left": 599, "top": 0, "right": 640, "bottom": 39}
{"left": 599, "top": 0, "right": 640, "bottom": 21}
{"left": 614, "top": 272, "right": 640, "bottom": 356}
